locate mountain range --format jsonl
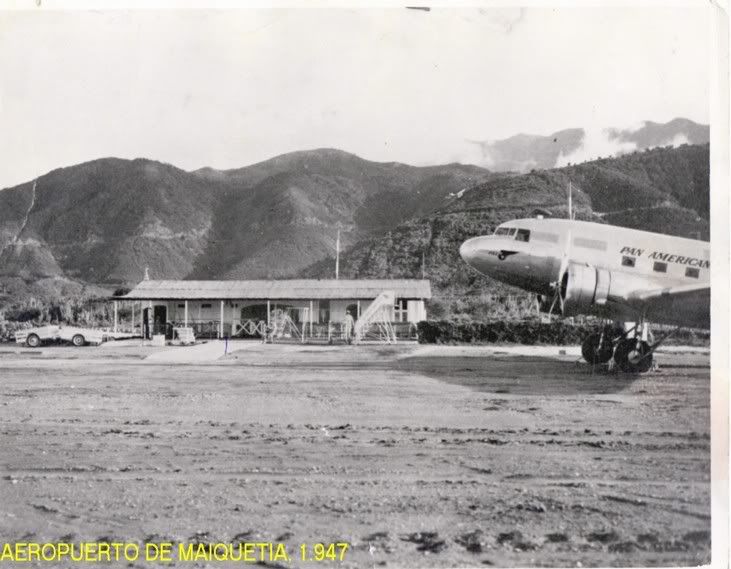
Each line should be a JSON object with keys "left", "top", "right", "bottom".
{"left": 0, "top": 117, "right": 710, "bottom": 307}
{"left": 0, "top": 151, "right": 492, "bottom": 301}
{"left": 302, "top": 144, "right": 709, "bottom": 307}
{"left": 468, "top": 118, "right": 709, "bottom": 172}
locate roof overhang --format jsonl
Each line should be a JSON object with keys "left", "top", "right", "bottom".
{"left": 115, "top": 279, "right": 432, "bottom": 301}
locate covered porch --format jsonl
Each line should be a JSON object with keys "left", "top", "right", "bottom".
{"left": 114, "top": 279, "right": 431, "bottom": 342}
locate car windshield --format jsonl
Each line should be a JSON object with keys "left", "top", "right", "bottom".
{"left": 494, "top": 227, "right": 511, "bottom": 236}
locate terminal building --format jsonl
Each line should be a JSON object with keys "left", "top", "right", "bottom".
{"left": 116, "top": 279, "right": 431, "bottom": 341}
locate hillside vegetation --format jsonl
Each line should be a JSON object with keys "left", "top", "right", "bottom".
{"left": 303, "top": 144, "right": 710, "bottom": 320}
{"left": 0, "top": 140, "right": 710, "bottom": 321}
{"left": 0, "top": 150, "right": 492, "bottom": 293}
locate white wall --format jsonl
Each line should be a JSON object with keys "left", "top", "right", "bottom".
{"left": 407, "top": 300, "right": 427, "bottom": 323}
{"left": 147, "top": 298, "right": 426, "bottom": 324}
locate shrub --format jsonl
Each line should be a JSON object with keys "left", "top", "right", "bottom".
{"left": 5, "top": 307, "right": 42, "bottom": 322}
{"left": 416, "top": 320, "right": 709, "bottom": 346}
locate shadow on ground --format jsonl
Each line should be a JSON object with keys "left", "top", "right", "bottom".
{"left": 394, "top": 356, "right": 643, "bottom": 395}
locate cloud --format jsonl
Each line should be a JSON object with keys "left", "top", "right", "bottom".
{"left": 664, "top": 133, "right": 691, "bottom": 147}
{"left": 555, "top": 128, "right": 637, "bottom": 167}
{"left": 459, "top": 140, "right": 496, "bottom": 168}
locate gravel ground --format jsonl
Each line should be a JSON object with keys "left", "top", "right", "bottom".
{"left": 0, "top": 342, "right": 711, "bottom": 567}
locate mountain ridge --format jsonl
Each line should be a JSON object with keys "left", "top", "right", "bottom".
{"left": 0, "top": 119, "right": 710, "bottom": 308}
{"left": 300, "top": 143, "right": 709, "bottom": 319}
{"left": 0, "top": 149, "right": 494, "bottom": 291}
{"left": 469, "top": 117, "right": 709, "bottom": 172}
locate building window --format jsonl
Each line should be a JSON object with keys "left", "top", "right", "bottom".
{"left": 515, "top": 229, "right": 530, "bottom": 242}
{"left": 178, "top": 303, "right": 185, "bottom": 308}
{"left": 622, "top": 256, "right": 636, "bottom": 268}
{"left": 394, "top": 299, "right": 408, "bottom": 322}
{"left": 653, "top": 262, "right": 667, "bottom": 273}
{"left": 685, "top": 267, "right": 700, "bottom": 279}
{"left": 201, "top": 303, "right": 212, "bottom": 309}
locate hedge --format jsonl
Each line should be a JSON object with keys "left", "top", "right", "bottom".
{"left": 416, "top": 320, "right": 710, "bottom": 346}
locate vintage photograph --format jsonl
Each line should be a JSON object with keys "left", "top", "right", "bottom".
{"left": 0, "top": 2, "right": 725, "bottom": 568}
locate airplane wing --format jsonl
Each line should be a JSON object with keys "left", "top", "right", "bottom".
{"left": 624, "top": 283, "right": 710, "bottom": 329}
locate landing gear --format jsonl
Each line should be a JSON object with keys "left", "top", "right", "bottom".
{"left": 581, "top": 332, "right": 614, "bottom": 365}
{"left": 613, "top": 338, "right": 654, "bottom": 373}
{"left": 580, "top": 321, "right": 656, "bottom": 373}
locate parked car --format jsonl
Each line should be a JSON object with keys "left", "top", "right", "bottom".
{"left": 15, "top": 325, "right": 106, "bottom": 347}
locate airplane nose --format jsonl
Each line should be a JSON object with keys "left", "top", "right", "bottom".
{"left": 459, "top": 237, "right": 479, "bottom": 265}
{"left": 460, "top": 235, "right": 511, "bottom": 276}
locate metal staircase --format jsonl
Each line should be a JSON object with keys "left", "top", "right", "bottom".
{"left": 354, "top": 290, "right": 397, "bottom": 344}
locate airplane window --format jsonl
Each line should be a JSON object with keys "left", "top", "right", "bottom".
{"left": 622, "top": 256, "right": 636, "bottom": 268}
{"left": 574, "top": 237, "right": 607, "bottom": 250}
{"left": 515, "top": 229, "right": 530, "bottom": 242}
{"left": 534, "top": 231, "right": 559, "bottom": 243}
{"left": 653, "top": 262, "right": 667, "bottom": 273}
{"left": 685, "top": 267, "right": 700, "bottom": 279}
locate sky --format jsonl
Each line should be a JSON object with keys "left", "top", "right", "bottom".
{"left": 0, "top": 3, "right": 712, "bottom": 189}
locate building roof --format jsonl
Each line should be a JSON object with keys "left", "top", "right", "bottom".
{"left": 119, "top": 279, "right": 432, "bottom": 300}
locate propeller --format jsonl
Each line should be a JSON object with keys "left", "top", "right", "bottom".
{"left": 538, "top": 185, "right": 577, "bottom": 321}
{"left": 543, "top": 224, "right": 572, "bottom": 320}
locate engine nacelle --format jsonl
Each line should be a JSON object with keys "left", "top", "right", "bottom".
{"left": 560, "top": 263, "right": 611, "bottom": 316}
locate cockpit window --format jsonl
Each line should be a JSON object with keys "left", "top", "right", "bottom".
{"left": 496, "top": 227, "right": 524, "bottom": 238}
{"left": 515, "top": 229, "right": 530, "bottom": 242}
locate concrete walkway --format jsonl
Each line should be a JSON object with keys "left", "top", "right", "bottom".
{"left": 144, "top": 340, "right": 244, "bottom": 363}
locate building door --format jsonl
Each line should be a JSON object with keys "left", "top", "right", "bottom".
{"left": 346, "top": 303, "right": 358, "bottom": 321}
{"left": 153, "top": 305, "right": 167, "bottom": 336}
{"left": 319, "top": 300, "right": 330, "bottom": 323}
{"left": 142, "top": 308, "right": 151, "bottom": 340}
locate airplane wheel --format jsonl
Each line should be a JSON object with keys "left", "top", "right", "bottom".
{"left": 581, "top": 333, "right": 614, "bottom": 365}
{"left": 26, "top": 333, "right": 41, "bottom": 348}
{"left": 614, "top": 339, "right": 653, "bottom": 373}
{"left": 71, "top": 334, "right": 86, "bottom": 347}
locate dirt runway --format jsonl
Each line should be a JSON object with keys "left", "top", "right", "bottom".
{"left": 0, "top": 343, "right": 711, "bottom": 567}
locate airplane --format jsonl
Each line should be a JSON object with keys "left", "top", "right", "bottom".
{"left": 459, "top": 217, "right": 710, "bottom": 372}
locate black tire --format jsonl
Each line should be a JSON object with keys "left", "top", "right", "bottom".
{"left": 581, "top": 333, "right": 614, "bottom": 365}
{"left": 71, "top": 334, "right": 86, "bottom": 347}
{"left": 614, "top": 339, "right": 653, "bottom": 373}
{"left": 26, "top": 333, "right": 41, "bottom": 348}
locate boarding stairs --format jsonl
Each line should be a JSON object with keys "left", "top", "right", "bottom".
{"left": 354, "top": 290, "right": 397, "bottom": 344}
{"left": 268, "top": 309, "right": 302, "bottom": 342}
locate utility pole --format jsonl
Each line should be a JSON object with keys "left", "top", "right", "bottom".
{"left": 567, "top": 181, "right": 573, "bottom": 220}
{"left": 335, "top": 229, "right": 340, "bottom": 280}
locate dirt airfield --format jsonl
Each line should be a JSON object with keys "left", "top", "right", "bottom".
{"left": 0, "top": 341, "right": 711, "bottom": 568}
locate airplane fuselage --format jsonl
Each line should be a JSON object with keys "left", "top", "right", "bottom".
{"left": 459, "top": 218, "right": 710, "bottom": 328}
